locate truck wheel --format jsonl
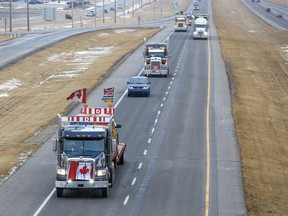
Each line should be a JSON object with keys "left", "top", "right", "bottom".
{"left": 56, "top": 188, "right": 63, "bottom": 197}
{"left": 101, "top": 188, "right": 108, "bottom": 198}
{"left": 119, "top": 151, "right": 125, "bottom": 165}
{"left": 109, "top": 165, "right": 115, "bottom": 188}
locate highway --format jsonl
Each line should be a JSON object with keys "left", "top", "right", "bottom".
{"left": 241, "top": 0, "right": 288, "bottom": 30}
{"left": 0, "top": 0, "right": 247, "bottom": 215}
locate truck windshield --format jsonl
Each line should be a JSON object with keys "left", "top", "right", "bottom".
{"left": 196, "top": 25, "right": 206, "bottom": 29}
{"left": 148, "top": 52, "right": 165, "bottom": 57}
{"left": 63, "top": 139, "right": 104, "bottom": 157}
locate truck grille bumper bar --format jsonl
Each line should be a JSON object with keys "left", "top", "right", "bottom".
{"left": 56, "top": 180, "right": 109, "bottom": 189}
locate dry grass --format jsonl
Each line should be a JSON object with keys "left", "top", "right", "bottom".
{"left": 0, "top": 35, "right": 11, "bottom": 43}
{"left": 213, "top": 0, "right": 288, "bottom": 215}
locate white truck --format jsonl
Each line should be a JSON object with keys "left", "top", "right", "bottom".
{"left": 53, "top": 107, "right": 126, "bottom": 198}
{"left": 193, "top": 14, "right": 209, "bottom": 39}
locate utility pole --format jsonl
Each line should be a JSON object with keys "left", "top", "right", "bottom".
{"left": 9, "top": 0, "right": 12, "bottom": 32}
{"left": 114, "top": 0, "right": 116, "bottom": 23}
{"left": 103, "top": 0, "right": 105, "bottom": 23}
{"left": 27, "top": 0, "right": 30, "bottom": 31}
{"left": 94, "top": 0, "right": 97, "bottom": 26}
{"left": 123, "top": 0, "right": 125, "bottom": 24}
{"left": 71, "top": 1, "right": 74, "bottom": 28}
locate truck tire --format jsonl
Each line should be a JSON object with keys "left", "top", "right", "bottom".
{"left": 119, "top": 151, "right": 125, "bottom": 165}
{"left": 109, "top": 165, "right": 115, "bottom": 187}
{"left": 56, "top": 188, "right": 63, "bottom": 197}
{"left": 101, "top": 188, "right": 108, "bottom": 198}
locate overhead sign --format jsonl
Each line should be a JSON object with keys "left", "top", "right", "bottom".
{"left": 42, "top": 8, "right": 56, "bottom": 21}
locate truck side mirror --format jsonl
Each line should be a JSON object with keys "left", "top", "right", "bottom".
{"left": 53, "top": 138, "right": 58, "bottom": 152}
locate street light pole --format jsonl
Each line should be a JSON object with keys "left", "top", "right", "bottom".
{"left": 71, "top": 1, "right": 74, "bottom": 28}
{"left": 9, "top": 0, "right": 12, "bottom": 32}
{"left": 114, "top": 0, "right": 116, "bottom": 23}
{"left": 27, "top": 0, "right": 30, "bottom": 31}
{"left": 94, "top": 0, "right": 97, "bottom": 26}
{"left": 103, "top": 0, "right": 105, "bottom": 23}
{"left": 123, "top": 0, "right": 125, "bottom": 24}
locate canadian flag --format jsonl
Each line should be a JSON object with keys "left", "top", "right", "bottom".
{"left": 68, "top": 161, "right": 93, "bottom": 180}
{"left": 66, "top": 88, "right": 87, "bottom": 104}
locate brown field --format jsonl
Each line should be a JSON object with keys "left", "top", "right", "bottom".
{"left": 0, "top": 0, "right": 288, "bottom": 215}
{"left": 213, "top": 0, "right": 288, "bottom": 215}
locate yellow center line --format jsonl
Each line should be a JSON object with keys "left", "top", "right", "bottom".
{"left": 205, "top": 34, "right": 212, "bottom": 216}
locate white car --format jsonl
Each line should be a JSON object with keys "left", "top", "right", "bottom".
{"left": 86, "top": 11, "right": 96, "bottom": 17}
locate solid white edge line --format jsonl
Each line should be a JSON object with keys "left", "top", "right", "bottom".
{"left": 33, "top": 188, "right": 56, "bottom": 216}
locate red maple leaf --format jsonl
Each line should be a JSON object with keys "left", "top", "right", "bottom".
{"left": 79, "top": 164, "right": 90, "bottom": 175}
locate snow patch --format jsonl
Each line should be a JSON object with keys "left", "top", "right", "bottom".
{"left": 114, "top": 29, "right": 135, "bottom": 34}
{"left": 281, "top": 46, "right": 288, "bottom": 61}
{"left": 0, "top": 78, "right": 22, "bottom": 91}
{"left": 98, "top": 33, "right": 109, "bottom": 37}
{"left": 0, "top": 93, "right": 9, "bottom": 98}
{"left": 34, "top": 46, "right": 114, "bottom": 87}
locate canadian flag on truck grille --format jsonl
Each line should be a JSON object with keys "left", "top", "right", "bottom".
{"left": 68, "top": 161, "right": 93, "bottom": 180}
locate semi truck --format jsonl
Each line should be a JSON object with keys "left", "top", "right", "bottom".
{"left": 53, "top": 107, "right": 126, "bottom": 198}
{"left": 143, "top": 42, "right": 169, "bottom": 77}
{"left": 193, "top": 14, "right": 209, "bottom": 39}
{"left": 175, "top": 11, "right": 188, "bottom": 32}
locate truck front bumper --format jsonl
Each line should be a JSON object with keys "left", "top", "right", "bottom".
{"left": 145, "top": 69, "right": 168, "bottom": 76}
{"left": 56, "top": 180, "right": 109, "bottom": 189}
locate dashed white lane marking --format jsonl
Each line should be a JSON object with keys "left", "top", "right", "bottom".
{"left": 165, "top": 91, "right": 168, "bottom": 95}
{"left": 138, "top": 163, "right": 142, "bottom": 170}
{"left": 157, "top": 110, "right": 161, "bottom": 116}
{"left": 143, "top": 149, "right": 147, "bottom": 155}
{"left": 154, "top": 119, "right": 158, "bottom": 126}
{"left": 163, "top": 97, "right": 166, "bottom": 101}
{"left": 151, "top": 128, "right": 155, "bottom": 136}
{"left": 123, "top": 195, "right": 130, "bottom": 205}
{"left": 160, "top": 103, "right": 163, "bottom": 108}
{"left": 131, "top": 177, "right": 137, "bottom": 186}
{"left": 168, "top": 86, "right": 171, "bottom": 90}
{"left": 148, "top": 138, "right": 151, "bottom": 144}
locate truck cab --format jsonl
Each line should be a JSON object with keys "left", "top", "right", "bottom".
{"left": 144, "top": 43, "right": 169, "bottom": 77}
{"left": 193, "top": 15, "right": 209, "bottom": 39}
{"left": 54, "top": 107, "right": 125, "bottom": 198}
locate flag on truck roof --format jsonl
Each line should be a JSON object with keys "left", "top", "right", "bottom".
{"left": 67, "top": 88, "right": 87, "bottom": 104}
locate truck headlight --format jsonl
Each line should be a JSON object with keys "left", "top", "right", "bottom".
{"left": 97, "top": 169, "right": 107, "bottom": 176}
{"left": 57, "top": 168, "right": 66, "bottom": 176}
